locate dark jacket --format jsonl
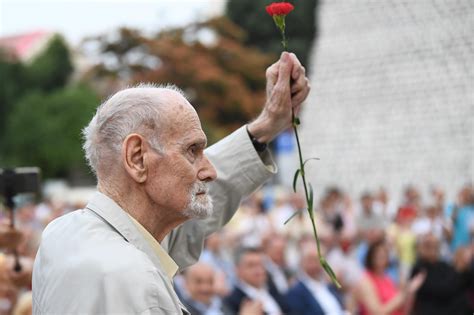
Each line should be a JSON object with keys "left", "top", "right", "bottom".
{"left": 223, "top": 285, "right": 290, "bottom": 315}
{"left": 411, "top": 259, "right": 473, "bottom": 315}
{"left": 285, "top": 280, "right": 343, "bottom": 315}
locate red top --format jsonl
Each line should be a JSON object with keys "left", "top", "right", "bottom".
{"left": 360, "top": 271, "right": 403, "bottom": 315}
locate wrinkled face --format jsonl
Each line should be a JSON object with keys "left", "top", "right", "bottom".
{"left": 145, "top": 91, "right": 217, "bottom": 220}
{"left": 237, "top": 252, "right": 267, "bottom": 288}
{"left": 186, "top": 266, "right": 215, "bottom": 305}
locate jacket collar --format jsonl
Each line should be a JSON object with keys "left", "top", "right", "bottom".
{"left": 85, "top": 191, "right": 190, "bottom": 314}
{"left": 85, "top": 191, "right": 166, "bottom": 273}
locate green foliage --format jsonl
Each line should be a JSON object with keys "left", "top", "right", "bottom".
{"left": 27, "top": 35, "right": 73, "bottom": 92}
{"left": 2, "top": 86, "right": 98, "bottom": 178}
{"left": 0, "top": 35, "right": 95, "bottom": 180}
{"left": 0, "top": 57, "right": 29, "bottom": 137}
{"left": 226, "top": 0, "right": 318, "bottom": 68}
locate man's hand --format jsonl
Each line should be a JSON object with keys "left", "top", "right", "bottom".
{"left": 239, "top": 299, "right": 263, "bottom": 315}
{"left": 247, "top": 52, "right": 310, "bottom": 143}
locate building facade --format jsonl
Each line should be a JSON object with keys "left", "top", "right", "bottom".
{"left": 300, "top": 0, "right": 473, "bottom": 201}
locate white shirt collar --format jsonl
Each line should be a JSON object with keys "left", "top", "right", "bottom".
{"left": 300, "top": 272, "right": 344, "bottom": 315}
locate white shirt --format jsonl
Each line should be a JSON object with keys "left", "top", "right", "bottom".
{"left": 265, "top": 258, "right": 289, "bottom": 294}
{"left": 238, "top": 282, "right": 282, "bottom": 315}
{"left": 301, "top": 273, "right": 344, "bottom": 315}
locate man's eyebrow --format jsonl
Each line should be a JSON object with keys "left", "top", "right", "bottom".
{"left": 185, "top": 137, "right": 207, "bottom": 148}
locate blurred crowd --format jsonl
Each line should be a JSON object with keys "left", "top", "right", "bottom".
{"left": 0, "top": 183, "right": 473, "bottom": 315}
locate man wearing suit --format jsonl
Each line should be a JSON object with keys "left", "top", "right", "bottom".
{"left": 264, "top": 234, "right": 292, "bottom": 296}
{"left": 286, "top": 243, "right": 345, "bottom": 315}
{"left": 32, "top": 51, "right": 310, "bottom": 314}
{"left": 180, "top": 262, "right": 230, "bottom": 315}
{"left": 224, "top": 247, "right": 290, "bottom": 315}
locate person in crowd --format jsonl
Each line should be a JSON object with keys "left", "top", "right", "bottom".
{"left": 412, "top": 204, "right": 452, "bottom": 258}
{"left": 0, "top": 220, "right": 33, "bottom": 315}
{"left": 0, "top": 223, "right": 23, "bottom": 251}
{"left": 263, "top": 233, "right": 292, "bottom": 295}
{"left": 231, "top": 193, "right": 275, "bottom": 247}
{"left": 199, "top": 231, "right": 235, "bottom": 296}
{"left": 181, "top": 262, "right": 229, "bottom": 315}
{"left": 32, "top": 51, "right": 310, "bottom": 314}
{"left": 355, "top": 192, "right": 386, "bottom": 264}
{"left": 446, "top": 184, "right": 474, "bottom": 251}
{"left": 387, "top": 207, "right": 417, "bottom": 286}
{"left": 402, "top": 185, "right": 422, "bottom": 213}
{"left": 320, "top": 188, "right": 345, "bottom": 235}
{"left": 374, "top": 187, "right": 397, "bottom": 220}
{"left": 410, "top": 233, "right": 473, "bottom": 315}
{"left": 286, "top": 242, "right": 345, "bottom": 315}
{"left": 326, "top": 235, "right": 363, "bottom": 313}
{"left": 354, "top": 240, "right": 426, "bottom": 315}
{"left": 356, "top": 192, "right": 386, "bottom": 236}
{"left": 224, "top": 247, "right": 289, "bottom": 315}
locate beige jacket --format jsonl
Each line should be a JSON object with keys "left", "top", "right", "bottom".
{"left": 32, "top": 126, "right": 276, "bottom": 315}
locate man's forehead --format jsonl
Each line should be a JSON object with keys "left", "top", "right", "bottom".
{"left": 152, "top": 89, "right": 207, "bottom": 145}
{"left": 182, "top": 131, "right": 207, "bottom": 146}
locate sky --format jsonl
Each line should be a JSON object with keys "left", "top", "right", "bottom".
{"left": 0, "top": 0, "right": 226, "bottom": 45}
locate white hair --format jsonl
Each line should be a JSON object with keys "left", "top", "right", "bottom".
{"left": 82, "top": 83, "right": 186, "bottom": 175}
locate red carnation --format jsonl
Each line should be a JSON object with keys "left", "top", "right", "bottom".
{"left": 266, "top": 2, "right": 294, "bottom": 16}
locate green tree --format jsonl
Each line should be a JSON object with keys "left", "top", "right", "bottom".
{"left": 2, "top": 86, "right": 98, "bottom": 179}
{"left": 26, "top": 35, "right": 74, "bottom": 92}
{"left": 226, "top": 0, "right": 318, "bottom": 68}
{"left": 0, "top": 57, "right": 28, "bottom": 140}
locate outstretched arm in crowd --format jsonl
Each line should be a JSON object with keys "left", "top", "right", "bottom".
{"left": 353, "top": 272, "right": 426, "bottom": 315}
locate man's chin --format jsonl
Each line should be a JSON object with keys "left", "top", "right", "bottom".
{"left": 183, "top": 197, "right": 214, "bottom": 219}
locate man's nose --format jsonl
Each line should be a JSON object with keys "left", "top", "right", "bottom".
{"left": 198, "top": 155, "right": 217, "bottom": 182}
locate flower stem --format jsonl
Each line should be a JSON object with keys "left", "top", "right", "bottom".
{"left": 291, "top": 109, "right": 321, "bottom": 255}
{"left": 281, "top": 29, "right": 287, "bottom": 51}
{"left": 292, "top": 109, "right": 341, "bottom": 288}
{"left": 282, "top": 25, "right": 340, "bottom": 288}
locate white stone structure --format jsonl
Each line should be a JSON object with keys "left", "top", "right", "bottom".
{"left": 300, "top": 0, "right": 473, "bottom": 202}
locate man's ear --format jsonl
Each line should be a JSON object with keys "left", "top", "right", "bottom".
{"left": 122, "top": 134, "right": 149, "bottom": 183}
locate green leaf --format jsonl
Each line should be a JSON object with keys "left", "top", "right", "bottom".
{"left": 292, "top": 169, "right": 301, "bottom": 192}
{"left": 308, "top": 183, "right": 314, "bottom": 211}
{"left": 293, "top": 116, "right": 301, "bottom": 126}
{"left": 303, "top": 157, "right": 320, "bottom": 168}
{"left": 321, "top": 259, "right": 342, "bottom": 289}
{"left": 284, "top": 209, "right": 303, "bottom": 225}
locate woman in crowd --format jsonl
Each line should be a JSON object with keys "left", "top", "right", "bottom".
{"left": 354, "top": 240, "right": 425, "bottom": 315}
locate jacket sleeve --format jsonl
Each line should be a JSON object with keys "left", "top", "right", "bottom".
{"left": 162, "top": 125, "right": 277, "bottom": 270}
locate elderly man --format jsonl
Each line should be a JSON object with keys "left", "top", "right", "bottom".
{"left": 32, "top": 52, "right": 310, "bottom": 314}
